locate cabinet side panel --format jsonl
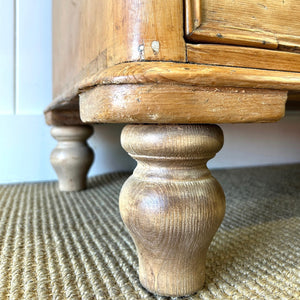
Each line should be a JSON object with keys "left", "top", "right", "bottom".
{"left": 52, "top": 0, "right": 185, "bottom": 104}
{"left": 52, "top": 0, "right": 110, "bottom": 102}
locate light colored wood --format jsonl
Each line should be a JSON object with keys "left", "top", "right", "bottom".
{"left": 80, "top": 84, "right": 286, "bottom": 124}
{"left": 185, "top": 0, "right": 201, "bottom": 35}
{"left": 52, "top": 1, "right": 300, "bottom": 112}
{"left": 52, "top": 0, "right": 185, "bottom": 104}
{"left": 187, "top": 24, "right": 278, "bottom": 49}
{"left": 45, "top": 96, "right": 79, "bottom": 112}
{"left": 45, "top": 110, "right": 83, "bottom": 126}
{"left": 79, "top": 62, "right": 300, "bottom": 92}
{"left": 187, "top": 44, "right": 300, "bottom": 73}
{"left": 50, "top": 126, "right": 94, "bottom": 191}
{"left": 185, "top": 0, "right": 300, "bottom": 51}
{"left": 119, "top": 124, "right": 225, "bottom": 296}
{"left": 108, "top": 0, "right": 185, "bottom": 62}
{"left": 45, "top": 96, "right": 82, "bottom": 126}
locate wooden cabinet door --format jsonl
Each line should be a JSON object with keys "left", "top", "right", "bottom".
{"left": 185, "top": 0, "right": 300, "bottom": 51}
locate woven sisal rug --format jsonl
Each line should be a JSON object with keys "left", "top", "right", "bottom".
{"left": 0, "top": 164, "right": 299, "bottom": 299}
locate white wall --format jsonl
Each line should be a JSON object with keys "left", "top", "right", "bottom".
{"left": 0, "top": 118, "right": 135, "bottom": 184}
{"left": 212, "top": 112, "right": 300, "bottom": 169}
{"left": 0, "top": 0, "right": 299, "bottom": 184}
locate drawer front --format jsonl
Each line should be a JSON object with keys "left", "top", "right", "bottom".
{"left": 185, "top": 0, "right": 300, "bottom": 51}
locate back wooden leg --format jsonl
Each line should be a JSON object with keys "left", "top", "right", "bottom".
{"left": 50, "top": 125, "right": 94, "bottom": 191}
{"left": 119, "top": 124, "right": 225, "bottom": 297}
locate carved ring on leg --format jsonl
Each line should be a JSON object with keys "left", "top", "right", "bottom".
{"left": 119, "top": 124, "right": 225, "bottom": 297}
{"left": 50, "top": 125, "right": 94, "bottom": 191}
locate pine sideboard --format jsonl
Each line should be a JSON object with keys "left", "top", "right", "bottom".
{"left": 45, "top": 1, "right": 300, "bottom": 297}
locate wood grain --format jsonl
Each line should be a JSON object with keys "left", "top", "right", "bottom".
{"left": 78, "top": 62, "right": 300, "bottom": 92}
{"left": 44, "top": 96, "right": 83, "bottom": 126}
{"left": 187, "top": 44, "right": 300, "bottom": 73}
{"left": 50, "top": 126, "right": 94, "bottom": 191}
{"left": 53, "top": 0, "right": 185, "bottom": 104}
{"left": 80, "top": 84, "right": 287, "bottom": 124}
{"left": 119, "top": 124, "right": 225, "bottom": 296}
{"left": 185, "top": 0, "right": 201, "bottom": 35}
{"left": 187, "top": 24, "right": 278, "bottom": 49}
{"left": 185, "top": 0, "right": 300, "bottom": 51}
{"left": 45, "top": 110, "right": 83, "bottom": 126}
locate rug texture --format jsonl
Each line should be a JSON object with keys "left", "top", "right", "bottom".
{"left": 0, "top": 164, "right": 299, "bottom": 300}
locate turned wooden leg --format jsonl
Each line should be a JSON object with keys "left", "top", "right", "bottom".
{"left": 119, "top": 124, "right": 225, "bottom": 297}
{"left": 50, "top": 125, "right": 94, "bottom": 192}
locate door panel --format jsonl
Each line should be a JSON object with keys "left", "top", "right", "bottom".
{"left": 185, "top": 0, "right": 300, "bottom": 51}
